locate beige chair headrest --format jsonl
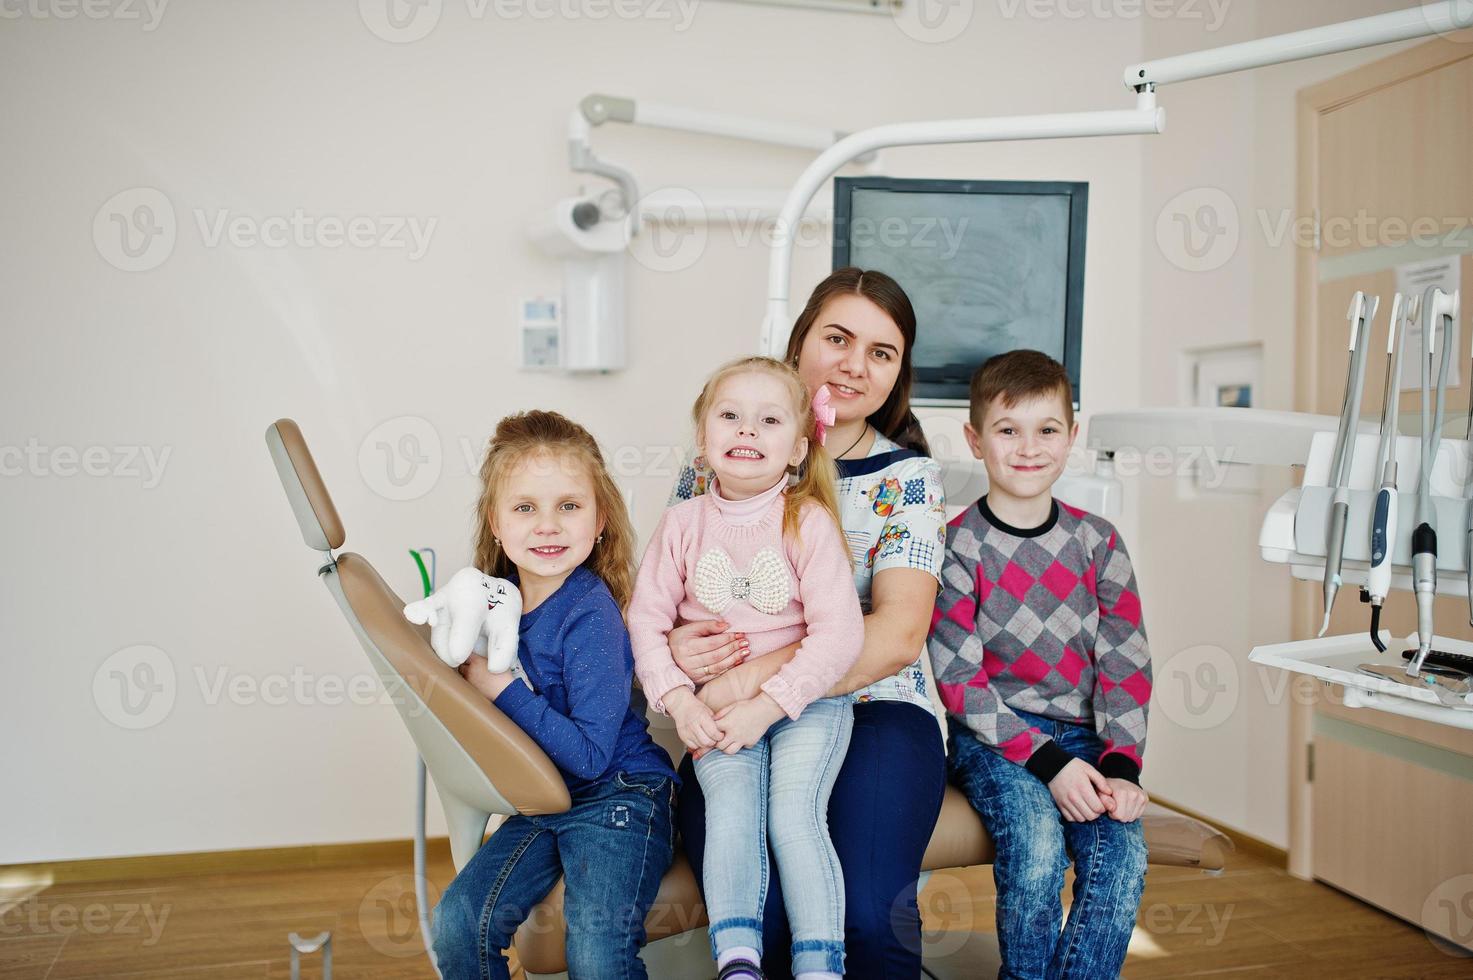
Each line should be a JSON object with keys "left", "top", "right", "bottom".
{"left": 266, "top": 419, "right": 346, "bottom": 552}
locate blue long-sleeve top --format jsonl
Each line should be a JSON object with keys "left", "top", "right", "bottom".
{"left": 492, "top": 566, "right": 676, "bottom": 795}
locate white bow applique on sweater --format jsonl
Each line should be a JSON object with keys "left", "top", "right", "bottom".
{"left": 694, "top": 547, "right": 792, "bottom": 616}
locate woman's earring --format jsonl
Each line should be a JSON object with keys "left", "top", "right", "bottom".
{"left": 596, "top": 534, "right": 604, "bottom": 544}
{"left": 494, "top": 538, "right": 501, "bottom": 547}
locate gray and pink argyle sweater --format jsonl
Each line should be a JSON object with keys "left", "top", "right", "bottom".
{"left": 928, "top": 496, "right": 1152, "bottom": 786}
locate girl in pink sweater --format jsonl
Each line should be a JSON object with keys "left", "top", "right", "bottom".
{"left": 629, "top": 356, "right": 863, "bottom": 980}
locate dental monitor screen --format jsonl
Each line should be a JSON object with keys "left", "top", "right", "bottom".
{"left": 833, "top": 177, "right": 1087, "bottom": 408}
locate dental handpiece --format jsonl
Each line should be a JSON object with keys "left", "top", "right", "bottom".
{"left": 1410, "top": 286, "right": 1459, "bottom": 676}
{"left": 1321, "top": 293, "right": 1374, "bottom": 636}
{"left": 1368, "top": 294, "right": 1408, "bottom": 652}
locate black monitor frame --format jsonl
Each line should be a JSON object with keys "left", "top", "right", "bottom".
{"left": 832, "top": 176, "right": 1087, "bottom": 410}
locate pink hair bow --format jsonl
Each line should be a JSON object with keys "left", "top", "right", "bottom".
{"left": 812, "top": 384, "right": 836, "bottom": 446}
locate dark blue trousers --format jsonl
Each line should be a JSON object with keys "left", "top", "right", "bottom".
{"left": 678, "top": 700, "right": 947, "bottom": 978}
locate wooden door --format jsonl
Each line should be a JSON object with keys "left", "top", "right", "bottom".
{"left": 1296, "top": 32, "right": 1473, "bottom": 949}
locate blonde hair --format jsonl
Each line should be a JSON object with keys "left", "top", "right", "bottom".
{"left": 472, "top": 411, "right": 637, "bottom": 609}
{"left": 692, "top": 356, "right": 845, "bottom": 550}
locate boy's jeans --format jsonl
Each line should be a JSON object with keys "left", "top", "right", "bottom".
{"left": 430, "top": 770, "right": 676, "bottom": 980}
{"left": 694, "top": 695, "right": 853, "bottom": 976}
{"left": 948, "top": 711, "right": 1147, "bottom": 980}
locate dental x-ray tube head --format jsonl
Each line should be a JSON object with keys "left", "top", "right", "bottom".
{"left": 528, "top": 198, "right": 630, "bottom": 372}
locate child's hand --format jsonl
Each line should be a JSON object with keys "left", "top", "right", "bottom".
{"left": 713, "top": 694, "right": 786, "bottom": 755}
{"left": 664, "top": 687, "right": 724, "bottom": 751}
{"left": 1101, "top": 778, "right": 1148, "bottom": 823}
{"left": 458, "top": 654, "right": 517, "bottom": 701}
{"left": 1047, "top": 758, "right": 1114, "bottom": 822}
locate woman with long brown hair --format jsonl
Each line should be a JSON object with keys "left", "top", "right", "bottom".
{"left": 666, "top": 268, "right": 948, "bottom": 977}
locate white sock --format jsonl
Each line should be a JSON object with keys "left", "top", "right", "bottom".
{"left": 717, "top": 946, "right": 761, "bottom": 971}
{"left": 795, "top": 973, "right": 841, "bottom": 980}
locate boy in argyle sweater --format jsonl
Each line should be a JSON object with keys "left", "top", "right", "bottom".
{"left": 928, "top": 350, "right": 1151, "bottom": 980}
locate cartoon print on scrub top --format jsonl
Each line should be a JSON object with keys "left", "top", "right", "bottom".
{"left": 866, "top": 522, "right": 911, "bottom": 568}
{"left": 678, "top": 457, "right": 713, "bottom": 500}
{"left": 863, "top": 478, "right": 903, "bottom": 517}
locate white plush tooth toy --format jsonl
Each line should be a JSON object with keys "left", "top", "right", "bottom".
{"left": 403, "top": 567, "right": 523, "bottom": 672}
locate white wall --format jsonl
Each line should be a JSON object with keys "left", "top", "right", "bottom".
{"left": 2, "top": 0, "right": 1148, "bottom": 862}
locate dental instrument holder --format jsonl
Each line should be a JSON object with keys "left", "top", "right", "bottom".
{"left": 1286, "top": 430, "right": 1472, "bottom": 590}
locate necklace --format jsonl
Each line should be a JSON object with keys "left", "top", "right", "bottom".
{"left": 834, "top": 424, "right": 869, "bottom": 460}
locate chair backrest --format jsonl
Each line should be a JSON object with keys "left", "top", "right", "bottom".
{"left": 265, "top": 419, "right": 571, "bottom": 869}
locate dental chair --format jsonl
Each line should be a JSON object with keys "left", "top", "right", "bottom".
{"left": 266, "top": 418, "right": 1232, "bottom": 979}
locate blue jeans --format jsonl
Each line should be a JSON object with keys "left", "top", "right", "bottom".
{"left": 948, "top": 711, "right": 1147, "bottom": 980}
{"left": 680, "top": 699, "right": 948, "bottom": 979}
{"left": 430, "top": 771, "right": 676, "bottom": 980}
{"left": 694, "top": 695, "right": 853, "bottom": 975}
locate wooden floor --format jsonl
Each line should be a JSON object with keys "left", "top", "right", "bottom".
{"left": 2, "top": 845, "right": 1469, "bottom": 979}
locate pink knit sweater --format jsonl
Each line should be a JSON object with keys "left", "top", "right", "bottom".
{"left": 628, "top": 480, "right": 864, "bottom": 719}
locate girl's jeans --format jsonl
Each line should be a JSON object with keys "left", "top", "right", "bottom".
{"left": 948, "top": 711, "right": 1147, "bottom": 980}
{"left": 694, "top": 694, "right": 854, "bottom": 976}
{"left": 430, "top": 770, "right": 676, "bottom": 980}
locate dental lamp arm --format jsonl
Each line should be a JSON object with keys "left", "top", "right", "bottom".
{"left": 762, "top": 3, "right": 1459, "bottom": 352}
{"left": 1124, "top": 1, "right": 1468, "bottom": 89}
{"left": 761, "top": 97, "right": 1164, "bottom": 354}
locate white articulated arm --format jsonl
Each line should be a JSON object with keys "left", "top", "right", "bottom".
{"left": 761, "top": 96, "right": 1165, "bottom": 355}
{"left": 761, "top": 2, "right": 1463, "bottom": 353}
{"left": 569, "top": 93, "right": 865, "bottom": 237}
{"left": 1125, "top": 2, "right": 1469, "bottom": 89}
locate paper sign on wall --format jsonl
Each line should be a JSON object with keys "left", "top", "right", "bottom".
{"left": 1397, "top": 255, "right": 1462, "bottom": 391}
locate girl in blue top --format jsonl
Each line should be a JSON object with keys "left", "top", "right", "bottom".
{"left": 431, "top": 410, "right": 677, "bottom": 980}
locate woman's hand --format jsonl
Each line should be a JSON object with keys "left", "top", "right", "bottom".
{"left": 1047, "top": 758, "right": 1114, "bottom": 823}
{"left": 697, "top": 643, "right": 795, "bottom": 713}
{"left": 670, "top": 620, "right": 748, "bottom": 684}
{"left": 458, "top": 654, "right": 517, "bottom": 702}
{"left": 712, "top": 694, "right": 786, "bottom": 755}
{"left": 663, "top": 687, "right": 724, "bottom": 751}
{"left": 1101, "top": 778, "right": 1149, "bottom": 823}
